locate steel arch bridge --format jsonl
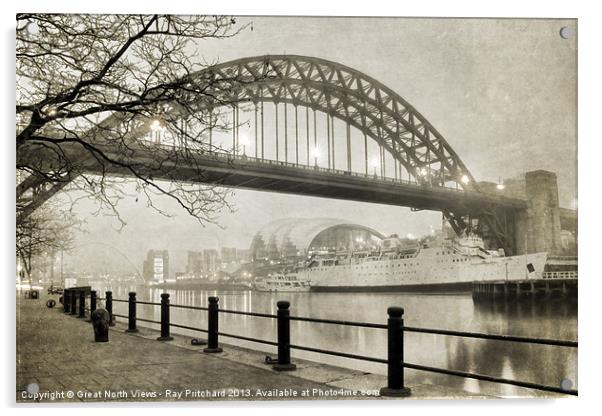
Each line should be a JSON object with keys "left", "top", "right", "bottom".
{"left": 191, "top": 55, "right": 475, "bottom": 187}
{"left": 17, "top": 54, "right": 524, "bottom": 253}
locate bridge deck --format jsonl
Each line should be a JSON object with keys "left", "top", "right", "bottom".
{"left": 19, "top": 141, "right": 528, "bottom": 213}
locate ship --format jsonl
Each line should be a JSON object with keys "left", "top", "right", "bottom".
{"left": 295, "top": 233, "right": 547, "bottom": 292}
{"left": 253, "top": 272, "right": 311, "bottom": 292}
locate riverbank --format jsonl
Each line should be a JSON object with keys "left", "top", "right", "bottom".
{"left": 16, "top": 292, "right": 494, "bottom": 403}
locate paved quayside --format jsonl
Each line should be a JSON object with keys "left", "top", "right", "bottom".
{"left": 16, "top": 293, "right": 493, "bottom": 402}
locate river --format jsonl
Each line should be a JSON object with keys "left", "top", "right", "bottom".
{"left": 103, "top": 286, "right": 577, "bottom": 397}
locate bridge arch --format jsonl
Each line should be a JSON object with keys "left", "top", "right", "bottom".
{"left": 185, "top": 55, "right": 477, "bottom": 190}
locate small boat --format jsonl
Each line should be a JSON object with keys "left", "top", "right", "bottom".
{"left": 253, "top": 272, "right": 311, "bottom": 292}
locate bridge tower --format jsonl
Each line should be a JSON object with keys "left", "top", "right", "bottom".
{"left": 510, "top": 170, "right": 563, "bottom": 255}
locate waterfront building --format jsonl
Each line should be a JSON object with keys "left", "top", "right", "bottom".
{"left": 186, "top": 251, "right": 204, "bottom": 276}
{"left": 142, "top": 250, "right": 169, "bottom": 284}
{"left": 249, "top": 218, "right": 386, "bottom": 263}
{"left": 202, "top": 249, "right": 219, "bottom": 276}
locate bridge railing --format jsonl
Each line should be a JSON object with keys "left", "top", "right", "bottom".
{"left": 138, "top": 141, "right": 476, "bottom": 193}
{"left": 85, "top": 290, "right": 578, "bottom": 397}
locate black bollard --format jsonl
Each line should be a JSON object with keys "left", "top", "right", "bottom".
{"left": 70, "top": 290, "right": 78, "bottom": 315}
{"left": 78, "top": 290, "right": 86, "bottom": 318}
{"left": 157, "top": 293, "right": 174, "bottom": 341}
{"left": 63, "top": 289, "right": 70, "bottom": 313}
{"left": 125, "top": 292, "right": 139, "bottom": 333}
{"left": 90, "top": 290, "right": 97, "bottom": 314}
{"left": 203, "top": 297, "right": 223, "bottom": 353}
{"left": 88, "top": 291, "right": 97, "bottom": 322}
{"left": 105, "top": 291, "right": 115, "bottom": 326}
{"left": 46, "top": 299, "right": 56, "bottom": 308}
{"left": 379, "top": 307, "right": 411, "bottom": 397}
{"left": 91, "top": 308, "right": 110, "bottom": 342}
{"left": 272, "top": 300, "right": 296, "bottom": 371}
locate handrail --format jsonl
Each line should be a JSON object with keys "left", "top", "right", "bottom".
{"left": 404, "top": 362, "right": 578, "bottom": 396}
{"left": 136, "top": 300, "right": 161, "bottom": 306}
{"left": 290, "top": 344, "right": 387, "bottom": 364}
{"left": 403, "top": 326, "right": 578, "bottom": 347}
{"left": 218, "top": 308, "right": 277, "bottom": 319}
{"left": 542, "top": 271, "right": 578, "bottom": 280}
{"left": 290, "top": 315, "right": 387, "bottom": 329}
{"left": 169, "top": 303, "right": 209, "bottom": 311}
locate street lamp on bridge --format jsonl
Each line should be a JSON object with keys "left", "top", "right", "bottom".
{"left": 496, "top": 177, "right": 505, "bottom": 190}
{"left": 312, "top": 147, "right": 320, "bottom": 167}
{"left": 371, "top": 158, "right": 379, "bottom": 178}
{"left": 240, "top": 134, "right": 249, "bottom": 156}
{"left": 150, "top": 117, "right": 166, "bottom": 144}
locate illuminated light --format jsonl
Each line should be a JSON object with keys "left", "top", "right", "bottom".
{"left": 239, "top": 134, "right": 249, "bottom": 146}
{"left": 25, "top": 21, "right": 39, "bottom": 35}
{"left": 370, "top": 158, "right": 379, "bottom": 168}
{"left": 312, "top": 147, "right": 320, "bottom": 158}
{"left": 419, "top": 167, "right": 428, "bottom": 176}
{"left": 46, "top": 107, "right": 58, "bottom": 117}
{"left": 496, "top": 183, "right": 505, "bottom": 190}
{"left": 150, "top": 118, "right": 164, "bottom": 132}
{"left": 461, "top": 174, "right": 470, "bottom": 184}
{"left": 407, "top": 233, "right": 414, "bottom": 239}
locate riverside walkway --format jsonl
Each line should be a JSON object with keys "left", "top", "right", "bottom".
{"left": 16, "top": 292, "right": 490, "bottom": 403}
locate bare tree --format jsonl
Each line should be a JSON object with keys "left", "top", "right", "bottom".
{"left": 16, "top": 202, "right": 79, "bottom": 285}
{"left": 16, "top": 14, "right": 256, "bottom": 228}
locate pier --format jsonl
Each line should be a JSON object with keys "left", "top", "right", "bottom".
{"left": 472, "top": 274, "right": 577, "bottom": 301}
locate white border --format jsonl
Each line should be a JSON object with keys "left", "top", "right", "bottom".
{"left": 2, "top": 1, "right": 599, "bottom": 415}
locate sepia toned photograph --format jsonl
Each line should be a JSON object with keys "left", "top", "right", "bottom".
{"left": 15, "top": 13, "right": 577, "bottom": 403}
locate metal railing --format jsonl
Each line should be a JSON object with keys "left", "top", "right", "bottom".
{"left": 542, "top": 271, "right": 578, "bottom": 280}
{"left": 67, "top": 289, "right": 578, "bottom": 397}
{"left": 117, "top": 141, "right": 488, "bottom": 196}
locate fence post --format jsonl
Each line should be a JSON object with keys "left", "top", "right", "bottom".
{"left": 90, "top": 290, "right": 97, "bottom": 314}
{"left": 88, "top": 290, "right": 97, "bottom": 322}
{"left": 379, "top": 307, "right": 411, "bottom": 397}
{"left": 125, "top": 292, "right": 139, "bottom": 333}
{"left": 272, "top": 300, "right": 296, "bottom": 371}
{"left": 63, "top": 288, "right": 70, "bottom": 313}
{"left": 105, "top": 291, "right": 114, "bottom": 326}
{"left": 203, "top": 296, "right": 223, "bottom": 353}
{"left": 70, "top": 290, "right": 78, "bottom": 315}
{"left": 78, "top": 290, "right": 86, "bottom": 318}
{"left": 157, "top": 293, "right": 174, "bottom": 341}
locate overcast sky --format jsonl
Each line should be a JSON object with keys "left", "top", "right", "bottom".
{"left": 58, "top": 17, "right": 577, "bottom": 275}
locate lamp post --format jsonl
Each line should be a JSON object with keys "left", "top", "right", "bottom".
{"left": 371, "top": 158, "right": 379, "bottom": 178}
{"left": 150, "top": 117, "right": 165, "bottom": 143}
{"left": 240, "top": 134, "right": 249, "bottom": 157}
{"left": 312, "top": 147, "right": 320, "bottom": 167}
{"left": 496, "top": 177, "right": 505, "bottom": 190}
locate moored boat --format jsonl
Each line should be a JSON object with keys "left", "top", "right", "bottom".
{"left": 295, "top": 233, "right": 547, "bottom": 292}
{"left": 253, "top": 272, "right": 311, "bottom": 292}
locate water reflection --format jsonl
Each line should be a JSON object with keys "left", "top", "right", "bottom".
{"left": 100, "top": 285, "right": 577, "bottom": 397}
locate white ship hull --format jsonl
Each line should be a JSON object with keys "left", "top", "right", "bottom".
{"left": 298, "top": 246, "right": 548, "bottom": 293}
